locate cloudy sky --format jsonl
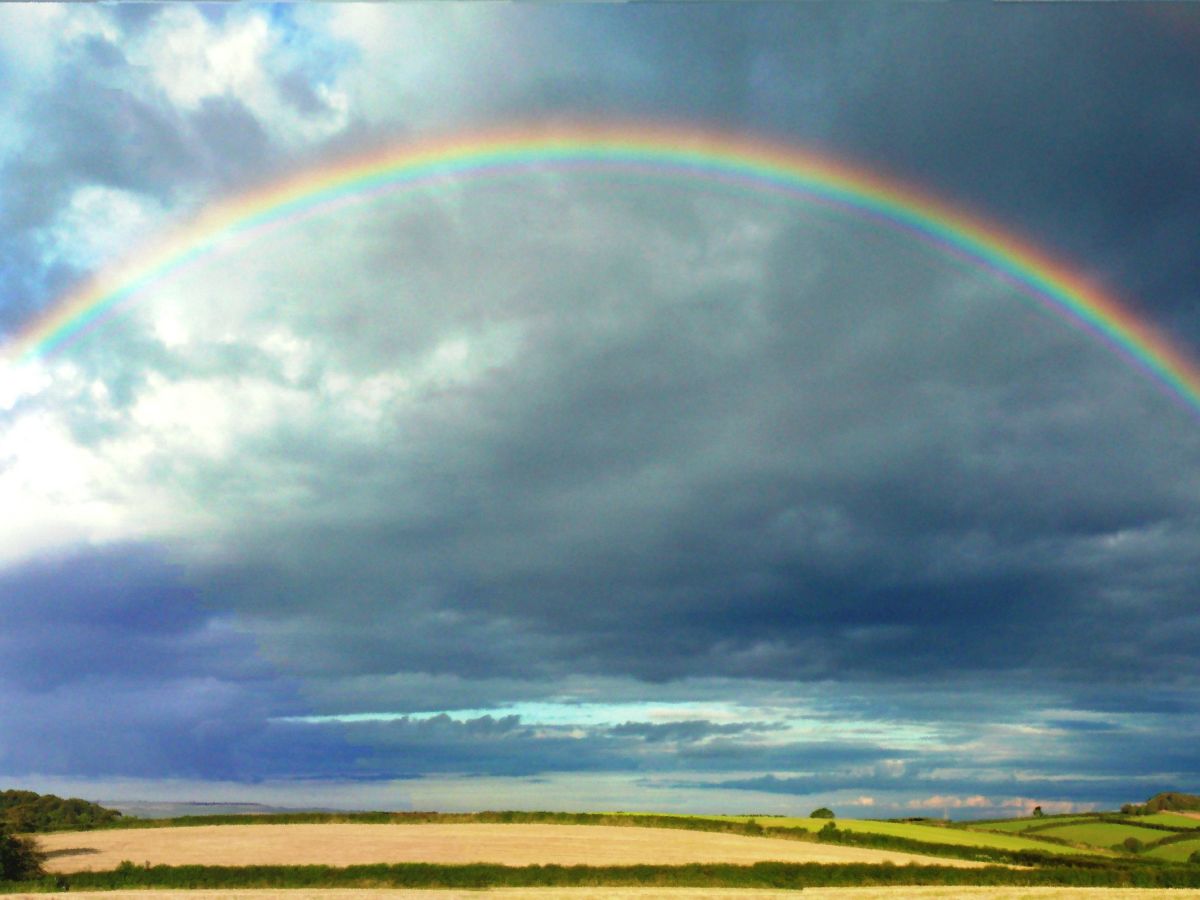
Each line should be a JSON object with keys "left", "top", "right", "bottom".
{"left": 2, "top": 3, "right": 1199, "bottom": 820}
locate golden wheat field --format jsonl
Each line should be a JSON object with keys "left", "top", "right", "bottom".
{"left": 37, "top": 823, "right": 992, "bottom": 871}
{"left": 6, "top": 889, "right": 1200, "bottom": 899}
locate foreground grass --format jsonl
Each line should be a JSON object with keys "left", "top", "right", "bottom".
{"left": 3, "top": 860, "right": 1200, "bottom": 893}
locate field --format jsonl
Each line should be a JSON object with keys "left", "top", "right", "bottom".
{"left": 673, "top": 815, "right": 1110, "bottom": 857}
{"left": 5, "top": 889, "right": 1200, "bottom": 899}
{"left": 969, "top": 816, "right": 1094, "bottom": 833}
{"left": 1033, "top": 822, "right": 1171, "bottom": 847}
{"left": 35, "top": 823, "right": 993, "bottom": 872}
{"left": 1141, "top": 813, "right": 1200, "bottom": 828}
{"left": 1145, "top": 838, "right": 1200, "bottom": 863}
{"left": 11, "top": 809, "right": 1200, "bottom": 894}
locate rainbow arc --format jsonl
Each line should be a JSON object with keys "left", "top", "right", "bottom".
{"left": 7, "top": 123, "right": 1200, "bottom": 416}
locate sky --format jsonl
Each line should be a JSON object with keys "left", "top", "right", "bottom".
{"left": 1, "top": 3, "right": 1199, "bottom": 821}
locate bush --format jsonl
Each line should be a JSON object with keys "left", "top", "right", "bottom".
{"left": 0, "top": 826, "right": 44, "bottom": 880}
{"left": 1189, "top": 850, "right": 1200, "bottom": 865}
{"left": 1121, "top": 837, "right": 1144, "bottom": 853}
{"left": 810, "top": 807, "right": 835, "bottom": 819}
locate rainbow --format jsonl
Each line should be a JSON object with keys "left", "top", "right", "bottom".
{"left": 8, "top": 122, "right": 1200, "bottom": 416}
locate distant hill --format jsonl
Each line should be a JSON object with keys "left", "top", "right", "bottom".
{"left": 107, "top": 800, "right": 336, "bottom": 819}
{"left": 1, "top": 789, "right": 122, "bottom": 832}
{"left": 1122, "top": 792, "right": 1200, "bottom": 815}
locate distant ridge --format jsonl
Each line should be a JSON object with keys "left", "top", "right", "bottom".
{"left": 106, "top": 801, "right": 340, "bottom": 820}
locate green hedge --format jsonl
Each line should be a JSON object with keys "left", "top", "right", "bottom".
{"left": 4, "top": 860, "right": 1200, "bottom": 893}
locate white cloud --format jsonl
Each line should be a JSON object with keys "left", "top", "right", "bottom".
{"left": 0, "top": 389, "right": 135, "bottom": 563}
{"left": 127, "top": 6, "right": 347, "bottom": 149}
{"left": 41, "top": 185, "right": 169, "bottom": 273}
{"left": 906, "top": 794, "right": 991, "bottom": 810}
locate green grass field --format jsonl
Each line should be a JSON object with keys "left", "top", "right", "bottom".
{"left": 968, "top": 816, "right": 1093, "bottom": 833}
{"left": 1144, "top": 837, "right": 1200, "bottom": 862}
{"left": 1036, "top": 821, "right": 1169, "bottom": 847}
{"left": 666, "top": 815, "right": 1111, "bottom": 857}
{"left": 1140, "top": 813, "right": 1200, "bottom": 829}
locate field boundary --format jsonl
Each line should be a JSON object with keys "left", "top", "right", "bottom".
{"left": 6, "top": 860, "right": 1200, "bottom": 893}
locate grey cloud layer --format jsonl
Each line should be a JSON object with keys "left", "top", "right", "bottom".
{"left": 1, "top": 4, "right": 1198, "bottom": 807}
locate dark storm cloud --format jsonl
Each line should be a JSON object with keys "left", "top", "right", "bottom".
{"left": 0, "top": 545, "right": 252, "bottom": 690}
{"left": 340, "top": 715, "right": 627, "bottom": 778}
{"left": 547, "top": 4, "right": 1200, "bottom": 336}
{"left": 801, "top": 4, "right": 1200, "bottom": 320}
{"left": 0, "top": 545, "right": 365, "bottom": 780}
{"left": 3, "top": 3, "right": 1199, "bottom": 807}
{"left": 185, "top": 196, "right": 1200, "bottom": 707}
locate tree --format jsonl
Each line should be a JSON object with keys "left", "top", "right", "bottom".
{"left": 1032, "top": 806, "right": 1044, "bottom": 817}
{"left": 0, "top": 825, "right": 44, "bottom": 881}
{"left": 1121, "top": 837, "right": 1143, "bottom": 854}
{"left": 810, "top": 807, "right": 835, "bottom": 819}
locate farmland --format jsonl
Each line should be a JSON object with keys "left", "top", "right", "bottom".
{"left": 6, "top": 794, "right": 1200, "bottom": 894}
{"left": 1034, "top": 821, "right": 1170, "bottom": 848}
{"left": 36, "top": 823, "right": 990, "bottom": 872}
{"left": 3, "top": 890, "right": 1197, "bottom": 900}
{"left": 971, "top": 816, "right": 1094, "bottom": 832}
{"left": 1141, "top": 813, "right": 1200, "bottom": 828}
{"left": 1146, "top": 839, "right": 1200, "bottom": 863}
{"left": 677, "top": 815, "right": 1112, "bottom": 857}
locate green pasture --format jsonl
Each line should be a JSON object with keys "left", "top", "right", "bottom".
{"left": 683, "top": 814, "right": 1110, "bottom": 857}
{"left": 1139, "top": 812, "right": 1200, "bottom": 829}
{"left": 1037, "top": 821, "right": 1169, "bottom": 847}
{"left": 968, "top": 815, "right": 1093, "bottom": 833}
{"left": 1144, "top": 837, "right": 1200, "bottom": 863}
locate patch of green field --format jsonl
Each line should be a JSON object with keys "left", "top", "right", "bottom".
{"left": 689, "top": 815, "right": 1109, "bottom": 857}
{"left": 967, "top": 816, "right": 1093, "bottom": 833}
{"left": 1037, "top": 821, "right": 1168, "bottom": 847}
{"left": 1139, "top": 812, "right": 1200, "bottom": 829}
{"left": 1144, "top": 837, "right": 1200, "bottom": 862}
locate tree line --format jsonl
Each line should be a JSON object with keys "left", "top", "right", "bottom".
{"left": 0, "top": 790, "right": 122, "bottom": 833}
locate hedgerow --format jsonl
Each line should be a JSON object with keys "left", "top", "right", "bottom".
{"left": 3, "top": 860, "right": 1200, "bottom": 893}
